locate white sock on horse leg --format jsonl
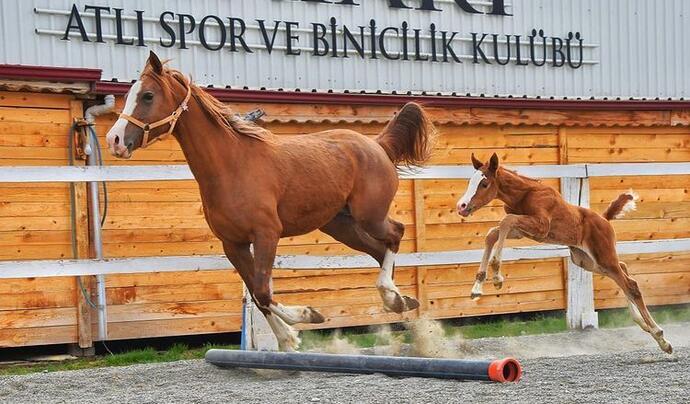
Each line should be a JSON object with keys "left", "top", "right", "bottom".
{"left": 269, "top": 303, "right": 324, "bottom": 325}
{"left": 264, "top": 312, "right": 300, "bottom": 352}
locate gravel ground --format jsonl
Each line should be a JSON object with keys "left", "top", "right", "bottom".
{"left": 1, "top": 323, "right": 688, "bottom": 404}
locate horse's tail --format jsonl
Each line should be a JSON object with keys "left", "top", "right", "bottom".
{"left": 376, "top": 102, "right": 436, "bottom": 167}
{"left": 603, "top": 190, "right": 638, "bottom": 220}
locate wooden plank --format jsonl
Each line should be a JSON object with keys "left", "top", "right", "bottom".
{"left": 0, "top": 107, "right": 71, "bottom": 124}
{"left": 0, "top": 290, "right": 76, "bottom": 311}
{"left": 570, "top": 148, "right": 690, "bottom": 163}
{"left": 106, "top": 282, "right": 244, "bottom": 305}
{"left": 69, "top": 98, "right": 95, "bottom": 349}
{"left": 426, "top": 275, "right": 564, "bottom": 299}
{"left": 0, "top": 307, "right": 76, "bottom": 329}
{"left": 105, "top": 316, "right": 242, "bottom": 340}
{"left": 0, "top": 325, "right": 77, "bottom": 348}
{"left": 106, "top": 301, "right": 242, "bottom": 323}
{"left": 0, "top": 91, "right": 73, "bottom": 109}
{"left": 567, "top": 133, "right": 690, "bottom": 149}
{"left": 425, "top": 260, "right": 563, "bottom": 285}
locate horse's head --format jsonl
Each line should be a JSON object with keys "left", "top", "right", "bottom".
{"left": 106, "top": 51, "right": 191, "bottom": 159}
{"left": 457, "top": 153, "right": 500, "bottom": 217}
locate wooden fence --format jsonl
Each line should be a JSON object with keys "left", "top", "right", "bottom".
{"left": 1, "top": 91, "right": 689, "bottom": 348}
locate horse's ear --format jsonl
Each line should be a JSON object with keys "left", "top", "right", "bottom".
{"left": 488, "top": 152, "right": 499, "bottom": 173}
{"left": 471, "top": 153, "right": 483, "bottom": 170}
{"left": 147, "top": 51, "right": 163, "bottom": 75}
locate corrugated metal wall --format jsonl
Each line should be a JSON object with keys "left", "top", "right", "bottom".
{"left": 1, "top": 0, "right": 688, "bottom": 98}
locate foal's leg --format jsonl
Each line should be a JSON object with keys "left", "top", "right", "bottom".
{"left": 321, "top": 213, "right": 418, "bottom": 313}
{"left": 489, "top": 214, "right": 547, "bottom": 275}
{"left": 471, "top": 227, "right": 499, "bottom": 300}
{"left": 594, "top": 250, "right": 672, "bottom": 354}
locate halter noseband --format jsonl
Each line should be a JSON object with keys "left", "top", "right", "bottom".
{"left": 119, "top": 80, "right": 192, "bottom": 149}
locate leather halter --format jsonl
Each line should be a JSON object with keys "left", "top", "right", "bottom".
{"left": 119, "top": 80, "right": 192, "bottom": 149}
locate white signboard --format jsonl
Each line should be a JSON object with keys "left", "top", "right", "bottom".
{"left": 1, "top": 0, "right": 688, "bottom": 98}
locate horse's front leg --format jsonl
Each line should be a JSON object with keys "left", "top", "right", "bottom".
{"left": 471, "top": 227, "right": 499, "bottom": 300}
{"left": 251, "top": 231, "right": 326, "bottom": 351}
{"left": 488, "top": 214, "right": 549, "bottom": 286}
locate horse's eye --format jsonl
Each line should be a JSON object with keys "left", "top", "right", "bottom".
{"left": 142, "top": 92, "right": 154, "bottom": 102}
{"left": 481, "top": 182, "right": 489, "bottom": 188}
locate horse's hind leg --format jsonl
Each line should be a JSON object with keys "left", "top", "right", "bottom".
{"left": 593, "top": 248, "right": 672, "bottom": 354}
{"left": 571, "top": 247, "right": 650, "bottom": 333}
{"left": 321, "top": 212, "right": 419, "bottom": 313}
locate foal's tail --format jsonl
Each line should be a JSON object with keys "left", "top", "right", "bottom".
{"left": 603, "top": 190, "right": 638, "bottom": 220}
{"left": 376, "top": 102, "right": 436, "bottom": 167}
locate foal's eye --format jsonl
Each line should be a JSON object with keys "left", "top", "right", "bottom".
{"left": 481, "top": 182, "right": 489, "bottom": 188}
{"left": 142, "top": 92, "right": 154, "bottom": 102}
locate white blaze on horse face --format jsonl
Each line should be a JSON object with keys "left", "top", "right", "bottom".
{"left": 457, "top": 170, "right": 486, "bottom": 215}
{"left": 106, "top": 80, "right": 143, "bottom": 157}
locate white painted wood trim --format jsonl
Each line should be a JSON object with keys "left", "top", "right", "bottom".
{"left": 4, "top": 162, "right": 689, "bottom": 183}
{"left": 1, "top": 238, "right": 687, "bottom": 279}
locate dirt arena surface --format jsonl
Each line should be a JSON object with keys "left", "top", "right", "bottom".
{"left": 1, "top": 323, "right": 687, "bottom": 404}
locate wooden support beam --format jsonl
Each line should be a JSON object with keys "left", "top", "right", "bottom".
{"left": 69, "top": 100, "right": 94, "bottom": 350}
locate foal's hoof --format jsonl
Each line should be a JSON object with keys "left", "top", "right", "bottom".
{"left": 493, "top": 276, "right": 504, "bottom": 290}
{"left": 470, "top": 292, "right": 482, "bottom": 301}
{"left": 660, "top": 341, "right": 673, "bottom": 354}
{"left": 306, "top": 307, "right": 326, "bottom": 324}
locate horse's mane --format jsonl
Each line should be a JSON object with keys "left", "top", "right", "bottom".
{"left": 500, "top": 167, "right": 542, "bottom": 183}
{"left": 142, "top": 64, "right": 272, "bottom": 142}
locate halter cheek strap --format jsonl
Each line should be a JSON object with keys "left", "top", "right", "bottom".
{"left": 119, "top": 81, "right": 192, "bottom": 149}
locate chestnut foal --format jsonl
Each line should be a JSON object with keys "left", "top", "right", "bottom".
{"left": 106, "top": 52, "right": 436, "bottom": 351}
{"left": 456, "top": 153, "right": 673, "bottom": 354}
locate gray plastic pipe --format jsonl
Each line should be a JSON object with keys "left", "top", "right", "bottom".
{"left": 206, "top": 350, "right": 522, "bottom": 383}
{"left": 84, "top": 95, "right": 115, "bottom": 342}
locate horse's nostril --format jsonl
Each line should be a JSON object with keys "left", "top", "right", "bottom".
{"left": 114, "top": 135, "right": 120, "bottom": 145}
{"left": 460, "top": 203, "right": 467, "bottom": 209}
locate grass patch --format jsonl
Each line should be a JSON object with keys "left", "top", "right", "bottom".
{"left": 448, "top": 315, "right": 567, "bottom": 339}
{"left": 0, "top": 343, "right": 239, "bottom": 377}
{"left": 599, "top": 304, "right": 690, "bottom": 329}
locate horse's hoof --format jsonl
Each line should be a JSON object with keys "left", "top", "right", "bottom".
{"left": 402, "top": 296, "right": 420, "bottom": 311}
{"left": 661, "top": 341, "right": 673, "bottom": 354}
{"left": 471, "top": 292, "right": 482, "bottom": 301}
{"left": 384, "top": 293, "right": 419, "bottom": 314}
{"left": 307, "top": 307, "right": 326, "bottom": 324}
{"left": 493, "top": 277, "right": 504, "bottom": 290}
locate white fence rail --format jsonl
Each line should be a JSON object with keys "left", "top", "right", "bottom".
{"left": 1, "top": 162, "right": 689, "bottom": 183}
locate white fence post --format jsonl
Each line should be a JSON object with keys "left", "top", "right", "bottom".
{"left": 561, "top": 177, "right": 599, "bottom": 329}
{"left": 241, "top": 245, "right": 279, "bottom": 351}
{"left": 241, "top": 284, "right": 279, "bottom": 351}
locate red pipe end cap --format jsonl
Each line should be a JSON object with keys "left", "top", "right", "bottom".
{"left": 488, "top": 358, "right": 523, "bottom": 383}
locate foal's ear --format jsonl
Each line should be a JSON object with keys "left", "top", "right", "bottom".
{"left": 488, "top": 152, "right": 499, "bottom": 173}
{"left": 471, "top": 153, "right": 483, "bottom": 170}
{"left": 147, "top": 51, "right": 163, "bottom": 75}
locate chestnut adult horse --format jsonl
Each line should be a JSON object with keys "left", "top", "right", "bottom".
{"left": 106, "top": 52, "right": 436, "bottom": 351}
{"left": 456, "top": 153, "right": 673, "bottom": 354}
